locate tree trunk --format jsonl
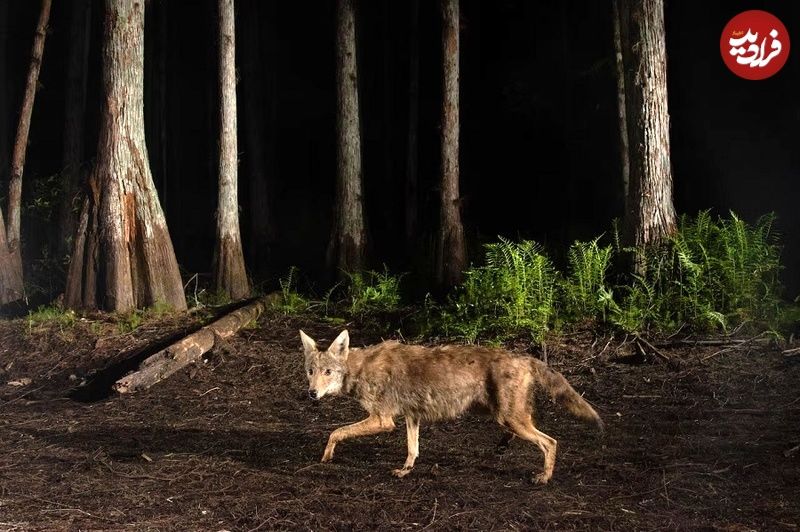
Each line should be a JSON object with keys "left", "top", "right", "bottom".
{"left": 213, "top": 0, "right": 250, "bottom": 300}
{"left": 620, "top": 0, "right": 676, "bottom": 252}
{"left": 0, "top": 210, "right": 23, "bottom": 304}
{"left": 436, "top": 0, "right": 466, "bottom": 289}
{"left": 57, "top": 0, "right": 92, "bottom": 259}
{"left": 5, "top": 0, "right": 51, "bottom": 298}
{"left": 612, "top": 0, "right": 630, "bottom": 213}
{"left": 65, "top": 0, "right": 187, "bottom": 312}
{"left": 404, "top": 0, "right": 420, "bottom": 247}
{"left": 328, "top": 0, "right": 367, "bottom": 274}
{"left": 241, "top": 0, "right": 276, "bottom": 275}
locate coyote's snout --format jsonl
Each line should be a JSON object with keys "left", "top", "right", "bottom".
{"left": 299, "top": 329, "right": 603, "bottom": 484}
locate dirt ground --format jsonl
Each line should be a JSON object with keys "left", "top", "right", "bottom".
{"left": 0, "top": 310, "right": 799, "bottom": 531}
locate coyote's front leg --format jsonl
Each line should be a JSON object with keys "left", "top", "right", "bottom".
{"left": 392, "top": 417, "right": 420, "bottom": 478}
{"left": 321, "top": 413, "right": 395, "bottom": 462}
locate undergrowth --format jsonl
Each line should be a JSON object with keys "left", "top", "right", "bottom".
{"left": 342, "top": 268, "right": 403, "bottom": 318}
{"left": 116, "top": 301, "right": 175, "bottom": 333}
{"left": 275, "top": 267, "right": 310, "bottom": 315}
{"left": 436, "top": 211, "right": 789, "bottom": 343}
{"left": 440, "top": 238, "right": 556, "bottom": 343}
{"left": 27, "top": 304, "right": 76, "bottom": 332}
{"left": 198, "top": 211, "right": 791, "bottom": 345}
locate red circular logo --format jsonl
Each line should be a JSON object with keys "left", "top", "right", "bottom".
{"left": 720, "top": 10, "right": 790, "bottom": 80}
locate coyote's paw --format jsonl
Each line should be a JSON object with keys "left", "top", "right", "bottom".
{"left": 532, "top": 472, "right": 551, "bottom": 485}
{"left": 321, "top": 448, "right": 335, "bottom": 463}
{"left": 391, "top": 467, "right": 413, "bottom": 478}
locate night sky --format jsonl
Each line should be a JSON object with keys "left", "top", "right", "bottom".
{"left": 1, "top": 0, "right": 798, "bottom": 297}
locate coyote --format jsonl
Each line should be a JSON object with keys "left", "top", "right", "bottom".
{"left": 299, "top": 329, "right": 603, "bottom": 483}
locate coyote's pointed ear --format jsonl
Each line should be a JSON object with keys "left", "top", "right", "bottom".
{"left": 299, "top": 330, "right": 317, "bottom": 354}
{"left": 328, "top": 329, "right": 350, "bottom": 360}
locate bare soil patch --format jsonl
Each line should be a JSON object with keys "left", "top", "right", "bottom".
{"left": 1, "top": 313, "right": 799, "bottom": 530}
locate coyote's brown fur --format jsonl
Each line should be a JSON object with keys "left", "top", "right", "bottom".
{"left": 300, "top": 329, "right": 603, "bottom": 483}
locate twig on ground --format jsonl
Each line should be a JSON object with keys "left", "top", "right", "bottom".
{"left": 782, "top": 346, "right": 800, "bottom": 357}
{"left": 703, "top": 333, "right": 769, "bottom": 361}
{"left": 634, "top": 335, "right": 672, "bottom": 365}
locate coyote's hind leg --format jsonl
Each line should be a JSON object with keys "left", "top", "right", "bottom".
{"left": 507, "top": 417, "right": 558, "bottom": 484}
{"left": 392, "top": 417, "right": 420, "bottom": 478}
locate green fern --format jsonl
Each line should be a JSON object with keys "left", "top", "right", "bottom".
{"left": 442, "top": 238, "right": 557, "bottom": 342}
{"left": 344, "top": 267, "right": 403, "bottom": 317}
{"left": 277, "top": 266, "right": 309, "bottom": 315}
{"left": 562, "top": 237, "right": 613, "bottom": 321}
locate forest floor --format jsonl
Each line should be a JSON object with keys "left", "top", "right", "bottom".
{"left": 0, "top": 309, "right": 799, "bottom": 531}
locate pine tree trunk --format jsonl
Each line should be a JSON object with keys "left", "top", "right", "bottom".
{"left": 328, "top": 0, "right": 367, "bottom": 274}
{"left": 436, "top": 0, "right": 466, "bottom": 289}
{"left": 213, "top": 0, "right": 250, "bottom": 300}
{"left": 241, "top": 0, "right": 276, "bottom": 274}
{"left": 620, "top": 0, "right": 676, "bottom": 251}
{"left": 612, "top": 0, "right": 630, "bottom": 213}
{"left": 57, "top": 0, "right": 92, "bottom": 259}
{"left": 404, "top": 0, "right": 420, "bottom": 247}
{"left": 65, "top": 0, "right": 187, "bottom": 312}
{"left": 5, "top": 0, "right": 51, "bottom": 295}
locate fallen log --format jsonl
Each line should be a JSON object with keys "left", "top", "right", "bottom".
{"left": 114, "top": 293, "right": 279, "bottom": 394}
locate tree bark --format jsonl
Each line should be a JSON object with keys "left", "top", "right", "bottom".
{"left": 65, "top": 0, "right": 187, "bottom": 312}
{"left": 328, "top": 0, "right": 367, "bottom": 274}
{"left": 0, "top": 210, "right": 23, "bottom": 304}
{"left": 620, "top": 0, "right": 676, "bottom": 252}
{"left": 436, "top": 0, "right": 466, "bottom": 289}
{"left": 57, "top": 0, "right": 92, "bottom": 259}
{"left": 114, "top": 293, "right": 278, "bottom": 393}
{"left": 612, "top": 0, "right": 630, "bottom": 213}
{"left": 5, "top": 0, "right": 51, "bottom": 297}
{"left": 213, "top": 0, "right": 250, "bottom": 300}
{"left": 241, "top": 0, "right": 277, "bottom": 274}
{"left": 404, "top": 0, "right": 420, "bottom": 247}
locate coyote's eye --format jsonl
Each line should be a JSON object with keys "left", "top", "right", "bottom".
{"left": 325, "top": 368, "right": 332, "bottom": 376}
{"left": 308, "top": 368, "right": 313, "bottom": 376}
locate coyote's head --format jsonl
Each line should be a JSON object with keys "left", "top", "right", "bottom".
{"left": 299, "top": 329, "right": 350, "bottom": 400}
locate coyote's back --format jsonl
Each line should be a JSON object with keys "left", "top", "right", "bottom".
{"left": 299, "top": 330, "right": 602, "bottom": 483}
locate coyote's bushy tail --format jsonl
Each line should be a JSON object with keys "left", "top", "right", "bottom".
{"left": 534, "top": 360, "right": 604, "bottom": 432}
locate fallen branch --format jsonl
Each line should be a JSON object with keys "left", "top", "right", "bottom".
{"left": 783, "top": 346, "right": 800, "bottom": 357}
{"left": 113, "top": 293, "right": 279, "bottom": 394}
{"left": 634, "top": 334, "right": 673, "bottom": 365}
{"left": 702, "top": 333, "right": 769, "bottom": 361}
{"left": 655, "top": 337, "right": 772, "bottom": 348}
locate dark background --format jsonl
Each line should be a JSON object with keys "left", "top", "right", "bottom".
{"left": 1, "top": 0, "right": 798, "bottom": 297}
